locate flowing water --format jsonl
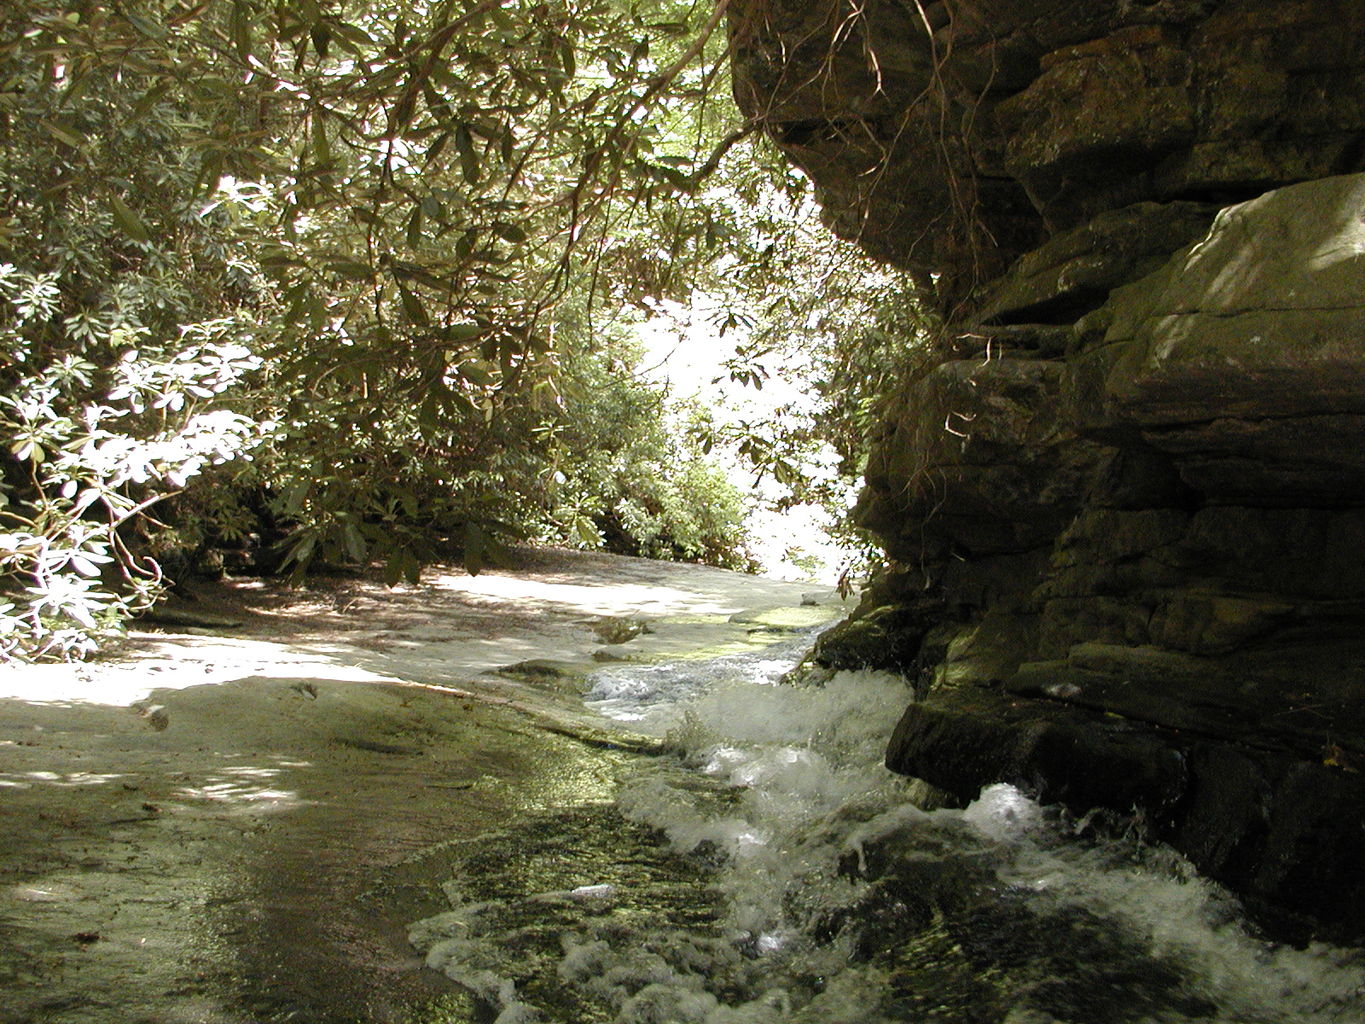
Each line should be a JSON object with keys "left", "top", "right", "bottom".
{"left": 408, "top": 632, "right": 1365, "bottom": 1023}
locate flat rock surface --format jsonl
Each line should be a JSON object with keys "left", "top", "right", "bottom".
{"left": 0, "top": 548, "right": 845, "bottom": 1023}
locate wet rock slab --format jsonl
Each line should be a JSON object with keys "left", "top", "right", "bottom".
{"left": 0, "top": 549, "right": 830, "bottom": 1022}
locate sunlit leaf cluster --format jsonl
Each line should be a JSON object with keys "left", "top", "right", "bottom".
{"left": 0, "top": 0, "right": 789, "bottom": 660}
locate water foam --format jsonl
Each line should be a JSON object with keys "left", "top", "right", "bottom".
{"left": 412, "top": 637, "right": 1365, "bottom": 1022}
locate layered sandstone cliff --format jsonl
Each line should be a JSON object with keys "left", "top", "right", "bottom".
{"left": 731, "top": 0, "right": 1365, "bottom": 939}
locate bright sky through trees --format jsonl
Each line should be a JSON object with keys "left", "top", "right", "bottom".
{"left": 634, "top": 299, "right": 857, "bottom": 583}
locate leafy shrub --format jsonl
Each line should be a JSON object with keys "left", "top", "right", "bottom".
{"left": 0, "top": 267, "right": 265, "bottom": 659}
{"left": 0, "top": 0, "right": 896, "bottom": 660}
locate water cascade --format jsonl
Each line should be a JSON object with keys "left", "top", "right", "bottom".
{"left": 409, "top": 632, "right": 1365, "bottom": 1023}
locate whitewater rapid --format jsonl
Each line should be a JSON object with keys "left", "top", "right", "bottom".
{"left": 409, "top": 632, "right": 1365, "bottom": 1023}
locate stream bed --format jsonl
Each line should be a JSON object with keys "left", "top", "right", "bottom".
{"left": 409, "top": 632, "right": 1365, "bottom": 1024}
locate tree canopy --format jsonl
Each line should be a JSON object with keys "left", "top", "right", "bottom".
{"left": 0, "top": 0, "right": 927, "bottom": 660}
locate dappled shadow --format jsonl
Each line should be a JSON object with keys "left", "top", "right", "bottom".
{"left": 0, "top": 548, "right": 833, "bottom": 1022}
{"left": 171, "top": 763, "right": 310, "bottom": 810}
{"left": 0, "top": 664, "right": 633, "bottom": 1023}
{"left": 0, "top": 689, "right": 319, "bottom": 1023}
{"left": 0, "top": 769, "right": 127, "bottom": 789}
{"left": 138, "top": 546, "right": 815, "bottom": 648}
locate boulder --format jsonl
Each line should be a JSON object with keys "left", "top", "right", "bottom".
{"left": 1085, "top": 176, "right": 1365, "bottom": 420}
{"left": 976, "top": 201, "right": 1218, "bottom": 325}
{"left": 1070, "top": 175, "right": 1365, "bottom": 501}
{"left": 861, "top": 356, "right": 1110, "bottom": 560}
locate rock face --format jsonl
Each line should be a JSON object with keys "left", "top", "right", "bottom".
{"left": 731, "top": 0, "right": 1365, "bottom": 939}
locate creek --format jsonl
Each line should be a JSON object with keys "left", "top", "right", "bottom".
{"left": 407, "top": 631, "right": 1365, "bottom": 1024}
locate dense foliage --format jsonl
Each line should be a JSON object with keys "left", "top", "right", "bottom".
{"left": 0, "top": 0, "right": 924, "bottom": 660}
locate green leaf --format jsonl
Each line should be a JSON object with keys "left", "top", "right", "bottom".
{"left": 326, "top": 259, "right": 374, "bottom": 280}
{"left": 278, "top": 479, "right": 312, "bottom": 517}
{"left": 455, "top": 125, "right": 480, "bottom": 184}
{"left": 125, "top": 13, "right": 169, "bottom": 39}
{"left": 397, "top": 283, "right": 429, "bottom": 326}
{"left": 445, "top": 323, "right": 483, "bottom": 341}
{"left": 383, "top": 549, "right": 415, "bottom": 586}
{"left": 457, "top": 360, "right": 496, "bottom": 386}
{"left": 109, "top": 196, "right": 150, "bottom": 243}
{"left": 310, "top": 117, "right": 332, "bottom": 169}
{"left": 390, "top": 261, "right": 453, "bottom": 292}
{"left": 572, "top": 514, "right": 600, "bottom": 547}
{"left": 59, "top": 70, "right": 93, "bottom": 107}
{"left": 425, "top": 130, "right": 452, "bottom": 168}
{"left": 341, "top": 521, "right": 366, "bottom": 562}
{"left": 329, "top": 20, "right": 374, "bottom": 55}
{"left": 131, "top": 82, "right": 171, "bottom": 120}
{"left": 10, "top": 439, "right": 43, "bottom": 463}
{"left": 280, "top": 530, "right": 317, "bottom": 570}
{"left": 41, "top": 120, "right": 84, "bottom": 148}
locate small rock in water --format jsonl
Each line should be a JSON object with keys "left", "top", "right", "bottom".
{"left": 592, "top": 617, "right": 650, "bottom": 644}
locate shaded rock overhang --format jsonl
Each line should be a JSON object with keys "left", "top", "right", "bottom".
{"left": 730, "top": 0, "right": 1365, "bottom": 941}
